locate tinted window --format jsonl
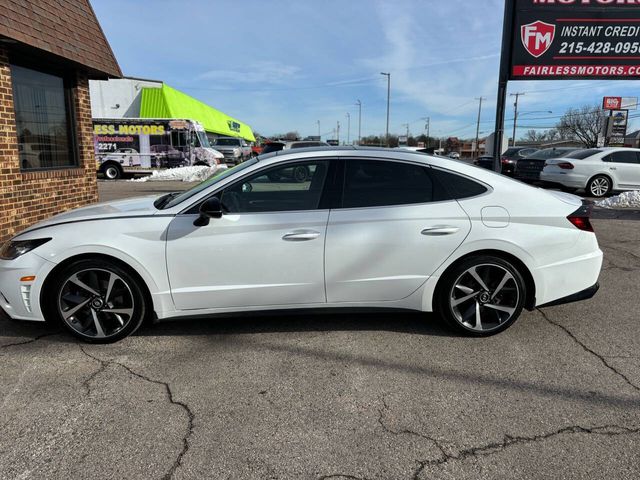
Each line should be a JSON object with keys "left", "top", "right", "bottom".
{"left": 220, "top": 161, "right": 329, "bottom": 213}
{"left": 261, "top": 143, "right": 285, "bottom": 154}
{"left": 342, "top": 160, "right": 435, "bottom": 208}
{"left": 565, "top": 149, "right": 602, "bottom": 160}
{"left": 605, "top": 151, "right": 640, "bottom": 164}
{"left": 431, "top": 168, "right": 488, "bottom": 199}
{"left": 11, "top": 64, "right": 75, "bottom": 170}
{"left": 215, "top": 138, "right": 241, "bottom": 146}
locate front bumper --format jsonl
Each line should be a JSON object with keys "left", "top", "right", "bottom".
{"left": 0, "top": 253, "right": 54, "bottom": 322}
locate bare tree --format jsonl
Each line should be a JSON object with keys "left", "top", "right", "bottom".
{"left": 523, "top": 129, "right": 546, "bottom": 142}
{"left": 557, "top": 105, "right": 604, "bottom": 148}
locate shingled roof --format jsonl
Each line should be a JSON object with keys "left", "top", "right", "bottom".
{"left": 0, "top": 0, "right": 121, "bottom": 78}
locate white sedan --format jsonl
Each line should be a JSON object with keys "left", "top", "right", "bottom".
{"left": 540, "top": 147, "right": 640, "bottom": 197}
{"left": 0, "top": 148, "right": 603, "bottom": 343}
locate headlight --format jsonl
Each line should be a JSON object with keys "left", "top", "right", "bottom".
{"left": 0, "top": 238, "right": 51, "bottom": 260}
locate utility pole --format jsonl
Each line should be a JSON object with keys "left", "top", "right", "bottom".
{"left": 317, "top": 120, "right": 321, "bottom": 139}
{"left": 356, "top": 100, "right": 362, "bottom": 145}
{"left": 510, "top": 92, "right": 525, "bottom": 147}
{"left": 337, "top": 121, "right": 341, "bottom": 145}
{"left": 474, "top": 97, "right": 486, "bottom": 159}
{"left": 380, "top": 72, "right": 391, "bottom": 147}
{"left": 421, "top": 117, "right": 430, "bottom": 147}
{"left": 402, "top": 123, "right": 410, "bottom": 144}
{"left": 346, "top": 112, "right": 351, "bottom": 145}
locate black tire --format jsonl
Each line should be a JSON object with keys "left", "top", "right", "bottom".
{"left": 586, "top": 175, "right": 612, "bottom": 198}
{"left": 101, "top": 163, "right": 122, "bottom": 180}
{"left": 436, "top": 255, "right": 526, "bottom": 336}
{"left": 293, "top": 165, "right": 310, "bottom": 183}
{"left": 44, "top": 258, "right": 148, "bottom": 344}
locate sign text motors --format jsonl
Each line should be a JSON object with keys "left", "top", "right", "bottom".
{"left": 510, "top": 0, "right": 640, "bottom": 80}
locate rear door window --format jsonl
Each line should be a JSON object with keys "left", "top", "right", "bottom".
{"left": 604, "top": 151, "right": 640, "bottom": 164}
{"left": 565, "top": 149, "right": 602, "bottom": 160}
{"left": 341, "top": 160, "right": 437, "bottom": 208}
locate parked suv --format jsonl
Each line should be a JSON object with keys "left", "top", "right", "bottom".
{"left": 514, "top": 147, "right": 578, "bottom": 182}
{"left": 212, "top": 137, "right": 252, "bottom": 165}
{"left": 541, "top": 147, "right": 640, "bottom": 197}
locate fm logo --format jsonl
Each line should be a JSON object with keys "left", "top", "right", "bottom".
{"left": 521, "top": 21, "right": 556, "bottom": 58}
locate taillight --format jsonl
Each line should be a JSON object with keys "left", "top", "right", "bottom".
{"left": 557, "top": 162, "right": 574, "bottom": 170}
{"left": 567, "top": 203, "right": 594, "bottom": 232}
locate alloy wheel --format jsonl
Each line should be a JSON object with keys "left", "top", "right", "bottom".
{"left": 449, "top": 264, "right": 520, "bottom": 333}
{"left": 58, "top": 268, "right": 135, "bottom": 339}
{"left": 589, "top": 177, "right": 610, "bottom": 197}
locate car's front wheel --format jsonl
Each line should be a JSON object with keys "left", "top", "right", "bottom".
{"left": 437, "top": 255, "right": 526, "bottom": 336}
{"left": 45, "top": 258, "right": 148, "bottom": 343}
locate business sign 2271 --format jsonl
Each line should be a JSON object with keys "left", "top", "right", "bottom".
{"left": 510, "top": 0, "right": 640, "bottom": 80}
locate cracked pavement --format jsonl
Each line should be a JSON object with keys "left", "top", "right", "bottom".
{"left": 0, "top": 183, "right": 639, "bottom": 479}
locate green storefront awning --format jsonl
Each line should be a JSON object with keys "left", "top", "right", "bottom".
{"left": 140, "top": 84, "right": 256, "bottom": 142}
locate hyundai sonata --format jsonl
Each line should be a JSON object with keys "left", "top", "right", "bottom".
{"left": 0, "top": 148, "right": 602, "bottom": 343}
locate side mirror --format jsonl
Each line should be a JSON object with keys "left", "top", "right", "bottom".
{"left": 194, "top": 197, "right": 223, "bottom": 226}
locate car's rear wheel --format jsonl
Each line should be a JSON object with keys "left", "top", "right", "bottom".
{"left": 437, "top": 256, "right": 526, "bottom": 336}
{"left": 101, "top": 163, "right": 122, "bottom": 180}
{"left": 587, "top": 175, "right": 612, "bottom": 198}
{"left": 46, "top": 259, "right": 148, "bottom": 343}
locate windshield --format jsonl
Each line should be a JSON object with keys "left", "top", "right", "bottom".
{"left": 160, "top": 157, "right": 259, "bottom": 210}
{"left": 215, "top": 138, "right": 241, "bottom": 146}
{"left": 197, "top": 131, "right": 211, "bottom": 148}
{"left": 565, "top": 149, "right": 602, "bottom": 160}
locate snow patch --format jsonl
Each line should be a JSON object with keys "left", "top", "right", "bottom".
{"left": 129, "top": 166, "right": 221, "bottom": 183}
{"left": 597, "top": 191, "right": 640, "bottom": 209}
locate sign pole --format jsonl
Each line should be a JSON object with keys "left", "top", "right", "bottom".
{"left": 493, "top": 0, "right": 515, "bottom": 173}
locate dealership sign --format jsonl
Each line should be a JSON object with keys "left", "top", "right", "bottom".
{"left": 509, "top": 0, "right": 640, "bottom": 80}
{"left": 603, "top": 96, "right": 639, "bottom": 110}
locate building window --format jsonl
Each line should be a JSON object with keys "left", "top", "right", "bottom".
{"left": 10, "top": 64, "right": 77, "bottom": 170}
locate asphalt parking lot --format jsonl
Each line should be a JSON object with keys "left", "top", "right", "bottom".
{"left": 1, "top": 180, "right": 639, "bottom": 479}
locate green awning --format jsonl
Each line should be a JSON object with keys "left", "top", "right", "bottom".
{"left": 140, "top": 84, "right": 256, "bottom": 142}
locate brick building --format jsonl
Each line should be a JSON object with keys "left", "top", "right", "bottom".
{"left": 0, "top": 0, "right": 121, "bottom": 242}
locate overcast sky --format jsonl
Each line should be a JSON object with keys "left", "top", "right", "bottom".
{"left": 91, "top": 0, "right": 640, "bottom": 140}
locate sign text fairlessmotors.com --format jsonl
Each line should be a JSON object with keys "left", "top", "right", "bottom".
{"left": 510, "top": 0, "right": 640, "bottom": 80}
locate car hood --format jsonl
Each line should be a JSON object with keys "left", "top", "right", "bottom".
{"left": 21, "top": 196, "right": 162, "bottom": 234}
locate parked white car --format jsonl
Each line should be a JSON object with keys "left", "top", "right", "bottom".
{"left": 0, "top": 148, "right": 602, "bottom": 343}
{"left": 540, "top": 147, "right": 640, "bottom": 197}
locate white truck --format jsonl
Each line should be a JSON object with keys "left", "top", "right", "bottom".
{"left": 210, "top": 137, "right": 252, "bottom": 165}
{"left": 94, "top": 118, "right": 225, "bottom": 179}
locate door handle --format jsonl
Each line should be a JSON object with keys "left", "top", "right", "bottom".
{"left": 282, "top": 230, "right": 321, "bottom": 241}
{"left": 421, "top": 226, "right": 460, "bottom": 236}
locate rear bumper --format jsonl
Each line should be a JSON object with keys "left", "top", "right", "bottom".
{"left": 533, "top": 245, "right": 603, "bottom": 307}
{"left": 540, "top": 171, "right": 585, "bottom": 188}
{"left": 538, "top": 283, "right": 599, "bottom": 308}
